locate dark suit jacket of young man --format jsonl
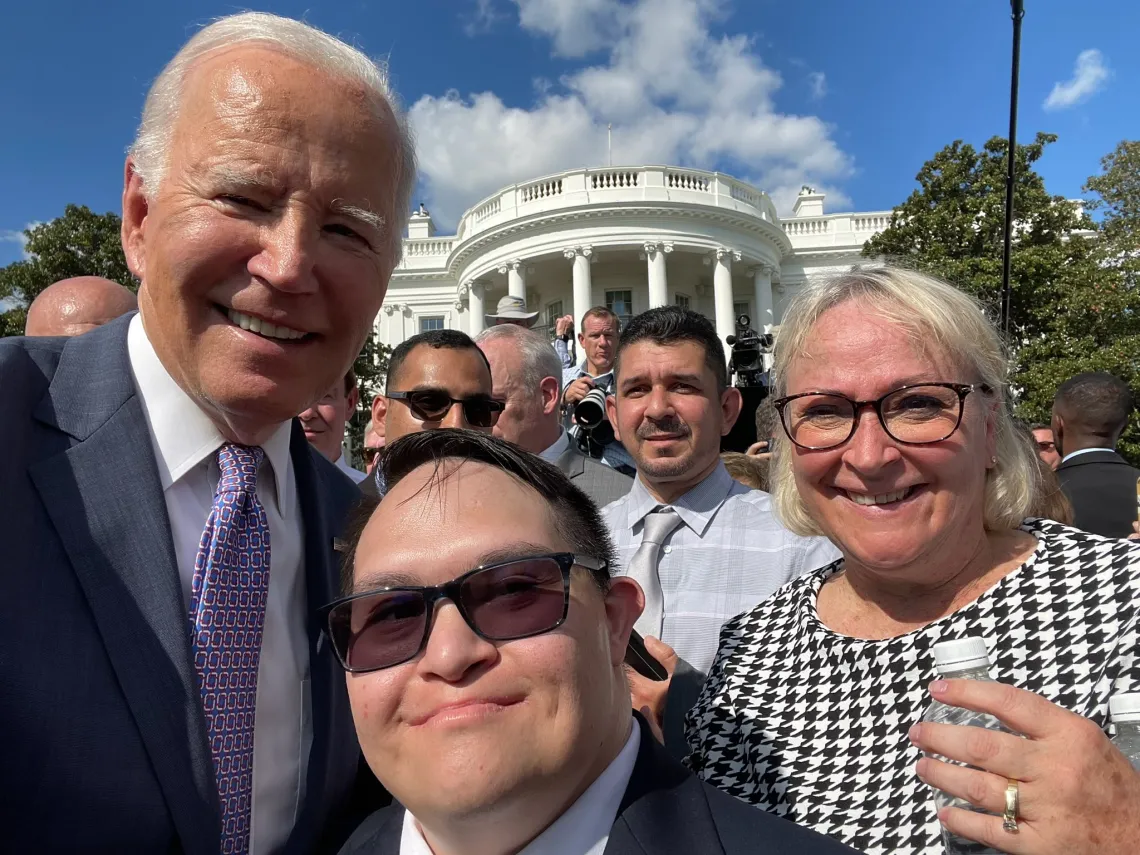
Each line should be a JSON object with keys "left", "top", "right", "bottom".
{"left": 0, "top": 316, "right": 367, "bottom": 854}
{"left": 337, "top": 716, "right": 858, "bottom": 855}
{"left": 555, "top": 445, "right": 632, "bottom": 508}
{"left": 1056, "top": 450, "right": 1140, "bottom": 538}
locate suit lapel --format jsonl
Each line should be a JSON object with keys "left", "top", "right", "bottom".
{"left": 28, "top": 317, "right": 220, "bottom": 855}
{"left": 557, "top": 446, "right": 587, "bottom": 479}
{"left": 604, "top": 718, "right": 722, "bottom": 855}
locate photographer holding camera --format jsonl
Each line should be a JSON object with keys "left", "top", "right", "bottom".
{"left": 562, "top": 306, "right": 636, "bottom": 475}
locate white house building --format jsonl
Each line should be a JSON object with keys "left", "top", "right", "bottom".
{"left": 381, "top": 165, "right": 892, "bottom": 354}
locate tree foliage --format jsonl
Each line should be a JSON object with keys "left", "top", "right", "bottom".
{"left": 347, "top": 330, "right": 391, "bottom": 461}
{"left": 864, "top": 133, "right": 1140, "bottom": 462}
{"left": 0, "top": 205, "right": 135, "bottom": 337}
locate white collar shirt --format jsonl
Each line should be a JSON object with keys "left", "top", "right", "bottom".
{"left": 335, "top": 453, "right": 370, "bottom": 483}
{"left": 539, "top": 429, "right": 571, "bottom": 464}
{"left": 601, "top": 462, "right": 841, "bottom": 675}
{"left": 399, "top": 721, "right": 641, "bottom": 855}
{"left": 1061, "top": 446, "right": 1117, "bottom": 463}
{"left": 127, "top": 313, "right": 310, "bottom": 855}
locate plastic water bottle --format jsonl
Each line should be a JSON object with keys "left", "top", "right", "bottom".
{"left": 922, "top": 637, "right": 1008, "bottom": 855}
{"left": 1110, "top": 693, "right": 1140, "bottom": 770}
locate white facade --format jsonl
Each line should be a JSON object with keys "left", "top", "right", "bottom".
{"left": 381, "top": 165, "right": 891, "bottom": 352}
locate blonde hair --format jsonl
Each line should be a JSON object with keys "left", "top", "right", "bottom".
{"left": 770, "top": 266, "right": 1040, "bottom": 536}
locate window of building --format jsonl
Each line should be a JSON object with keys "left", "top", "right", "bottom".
{"left": 606, "top": 290, "right": 633, "bottom": 328}
{"left": 733, "top": 301, "right": 751, "bottom": 325}
{"left": 419, "top": 315, "right": 445, "bottom": 332}
{"left": 674, "top": 293, "right": 691, "bottom": 310}
{"left": 536, "top": 300, "right": 564, "bottom": 340}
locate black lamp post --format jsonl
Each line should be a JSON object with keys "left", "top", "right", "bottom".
{"left": 1001, "top": 0, "right": 1026, "bottom": 337}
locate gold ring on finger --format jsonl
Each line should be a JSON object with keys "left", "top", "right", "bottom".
{"left": 1002, "top": 779, "right": 1020, "bottom": 834}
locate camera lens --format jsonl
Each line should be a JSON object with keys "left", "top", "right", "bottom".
{"left": 574, "top": 388, "right": 608, "bottom": 429}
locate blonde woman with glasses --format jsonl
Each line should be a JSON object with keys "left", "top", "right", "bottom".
{"left": 685, "top": 268, "right": 1140, "bottom": 855}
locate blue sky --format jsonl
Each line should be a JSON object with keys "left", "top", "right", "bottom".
{"left": 1, "top": 0, "right": 1136, "bottom": 267}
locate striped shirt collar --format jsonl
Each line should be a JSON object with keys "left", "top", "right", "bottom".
{"left": 624, "top": 461, "right": 737, "bottom": 538}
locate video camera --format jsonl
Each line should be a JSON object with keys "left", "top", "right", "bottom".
{"left": 725, "top": 314, "right": 773, "bottom": 389}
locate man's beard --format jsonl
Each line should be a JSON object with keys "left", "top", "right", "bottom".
{"left": 636, "top": 416, "right": 693, "bottom": 477}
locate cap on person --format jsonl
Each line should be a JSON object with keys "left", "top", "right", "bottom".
{"left": 485, "top": 295, "right": 538, "bottom": 328}
{"left": 24, "top": 277, "right": 138, "bottom": 337}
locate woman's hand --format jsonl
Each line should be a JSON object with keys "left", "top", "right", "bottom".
{"left": 626, "top": 635, "right": 677, "bottom": 743}
{"left": 909, "top": 678, "right": 1140, "bottom": 854}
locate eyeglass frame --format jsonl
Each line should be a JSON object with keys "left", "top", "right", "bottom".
{"left": 771, "top": 382, "right": 994, "bottom": 451}
{"left": 385, "top": 388, "right": 505, "bottom": 427}
{"left": 319, "top": 552, "right": 607, "bottom": 673}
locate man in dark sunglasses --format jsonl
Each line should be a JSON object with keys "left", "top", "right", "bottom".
{"left": 363, "top": 328, "right": 502, "bottom": 496}
{"left": 332, "top": 429, "right": 857, "bottom": 855}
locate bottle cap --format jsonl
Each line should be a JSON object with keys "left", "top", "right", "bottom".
{"left": 932, "top": 637, "right": 991, "bottom": 673}
{"left": 1109, "top": 693, "right": 1140, "bottom": 723}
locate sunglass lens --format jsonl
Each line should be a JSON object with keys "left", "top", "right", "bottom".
{"left": 330, "top": 590, "right": 428, "bottom": 671}
{"left": 461, "top": 558, "right": 567, "bottom": 639}
{"left": 462, "top": 398, "right": 497, "bottom": 427}
{"left": 407, "top": 391, "right": 453, "bottom": 421}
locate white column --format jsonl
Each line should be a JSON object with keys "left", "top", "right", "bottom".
{"left": 467, "top": 281, "right": 486, "bottom": 336}
{"left": 750, "top": 264, "right": 774, "bottom": 332}
{"left": 564, "top": 246, "right": 593, "bottom": 332}
{"left": 712, "top": 249, "right": 739, "bottom": 357}
{"left": 644, "top": 241, "right": 672, "bottom": 308}
{"left": 381, "top": 304, "right": 396, "bottom": 345}
{"left": 501, "top": 259, "right": 526, "bottom": 300}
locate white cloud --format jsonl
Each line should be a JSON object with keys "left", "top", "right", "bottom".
{"left": 1043, "top": 49, "right": 1110, "bottom": 111}
{"left": 464, "top": 0, "right": 501, "bottom": 36}
{"left": 808, "top": 71, "right": 826, "bottom": 100}
{"left": 409, "top": 0, "right": 854, "bottom": 227}
{"left": 0, "top": 225, "right": 35, "bottom": 261}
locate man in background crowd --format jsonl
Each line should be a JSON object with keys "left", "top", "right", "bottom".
{"left": 332, "top": 430, "right": 856, "bottom": 855}
{"left": 363, "top": 328, "right": 502, "bottom": 496}
{"left": 476, "top": 323, "right": 632, "bottom": 506}
{"left": 300, "top": 369, "right": 368, "bottom": 483}
{"left": 485, "top": 293, "right": 576, "bottom": 367}
{"left": 1032, "top": 423, "right": 1061, "bottom": 469}
{"left": 1053, "top": 371, "right": 1140, "bottom": 537}
{"left": 24, "top": 276, "right": 137, "bottom": 337}
{"left": 603, "top": 306, "right": 839, "bottom": 755}
{"left": 0, "top": 12, "right": 416, "bottom": 853}
{"left": 563, "top": 306, "right": 635, "bottom": 473}
{"left": 362, "top": 417, "right": 385, "bottom": 474}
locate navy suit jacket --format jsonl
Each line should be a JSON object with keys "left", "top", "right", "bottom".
{"left": 1057, "top": 449, "right": 1140, "bottom": 538}
{"left": 338, "top": 717, "right": 857, "bottom": 855}
{"left": 0, "top": 316, "right": 364, "bottom": 854}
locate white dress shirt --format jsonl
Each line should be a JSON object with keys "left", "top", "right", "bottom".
{"left": 399, "top": 721, "right": 641, "bottom": 855}
{"left": 335, "top": 453, "right": 369, "bottom": 483}
{"left": 602, "top": 462, "right": 840, "bottom": 675}
{"left": 1061, "top": 446, "right": 1117, "bottom": 463}
{"left": 127, "top": 314, "right": 310, "bottom": 855}
{"left": 539, "top": 429, "right": 571, "bottom": 464}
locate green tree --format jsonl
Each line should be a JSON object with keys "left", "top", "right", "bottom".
{"left": 346, "top": 330, "right": 391, "bottom": 462}
{"left": 0, "top": 205, "right": 136, "bottom": 336}
{"left": 864, "top": 133, "right": 1140, "bottom": 462}
{"left": 1084, "top": 140, "right": 1140, "bottom": 288}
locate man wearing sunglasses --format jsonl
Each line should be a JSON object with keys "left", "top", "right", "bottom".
{"left": 363, "top": 329, "right": 503, "bottom": 496}
{"left": 330, "top": 429, "right": 855, "bottom": 855}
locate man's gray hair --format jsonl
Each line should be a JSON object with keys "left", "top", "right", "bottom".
{"left": 128, "top": 12, "right": 417, "bottom": 259}
{"left": 475, "top": 324, "right": 564, "bottom": 397}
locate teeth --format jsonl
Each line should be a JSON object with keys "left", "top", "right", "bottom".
{"left": 846, "top": 488, "right": 912, "bottom": 506}
{"left": 227, "top": 309, "right": 306, "bottom": 340}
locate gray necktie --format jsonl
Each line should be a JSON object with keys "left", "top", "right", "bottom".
{"left": 629, "top": 507, "right": 683, "bottom": 638}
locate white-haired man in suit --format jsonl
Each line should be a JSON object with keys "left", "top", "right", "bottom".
{"left": 0, "top": 12, "right": 414, "bottom": 854}
{"left": 476, "top": 323, "right": 632, "bottom": 507}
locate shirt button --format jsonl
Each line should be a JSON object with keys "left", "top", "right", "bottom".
{"left": 663, "top": 546, "right": 672, "bottom": 554}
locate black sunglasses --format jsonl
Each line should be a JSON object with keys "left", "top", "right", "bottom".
{"left": 386, "top": 389, "right": 504, "bottom": 428}
{"left": 321, "top": 553, "right": 606, "bottom": 673}
{"left": 772, "top": 382, "right": 993, "bottom": 451}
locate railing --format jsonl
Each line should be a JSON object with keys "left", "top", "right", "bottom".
{"left": 473, "top": 197, "right": 501, "bottom": 222}
{"left": 590, "top": 170, "right": 639, "bottom": 189}
{"left": 854, "top": 214, "right": 891, "bottom": 231}
{"left": 403, "top": 238, "right": 455, "bottom": 257}
{"left": 782, "top": 219, "right": 830, "bottom": 236}
{"left": 521, "top": 178, "right": 563, "bottom": 202}
{"left": 667, "top": 171, "right": 710, "bottom": 192}
{"left": 729, "top": 182, "right": 764, "bottom": 209}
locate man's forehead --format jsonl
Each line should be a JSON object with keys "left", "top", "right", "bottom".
{"left": 395, "top": 346, "right": 490, "bottom": 389}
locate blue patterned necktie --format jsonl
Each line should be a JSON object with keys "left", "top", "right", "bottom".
{"left": 190, "top": 444, "right": 272, "bottom": 855}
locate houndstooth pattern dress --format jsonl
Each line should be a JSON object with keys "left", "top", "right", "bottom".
{"left": 685, "top": 519, "right": 1140, "bottom": 855}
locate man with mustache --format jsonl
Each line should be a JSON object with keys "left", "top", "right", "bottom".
{"left": 603, "top": 307, "right": 839, "bottom": 756}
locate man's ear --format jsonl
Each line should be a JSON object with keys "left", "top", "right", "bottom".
{"left": 372, "top": 394, "right": 388, "bottom": 430}
{"left": 346, "top": 387, "right": 360, "bottom": 416}
{"left": 603, "top": 576, "right": 644, "bottom": 668}
{"left": 720, "top": 386, "right": 743, "bottom": 436}
{"left": 540, "top": 376, "right": 560, "bottom": 417}
{"left": 121, "top": 158, "right": 149, "bottom": 282}
{"left": 605, "top": 391, "right": 622, "bottom": 443}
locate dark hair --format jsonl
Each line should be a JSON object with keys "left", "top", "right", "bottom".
{"left": 1054, "top": 371, "right": 1134, "bottom": 441}
{"left": 614, "top": 306, "right": 727, "bottom": 391}
{"left": 344, "top": 367, "right": 357, "bottom": 396}
{"left": 385, "top": 329, "right": 491, "bottom": 394}
{"left": 342, "top": 429, "right": 617, "bottom": 593}
{"left": 1029, "top": 423, "right": 1052, "bottom": 433}
{"left": 581, "top": 306, "right": 620, "bottom": 332}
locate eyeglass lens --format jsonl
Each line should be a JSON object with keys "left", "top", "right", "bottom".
{"left": 328, "top": 557, "right": 567, "bottom": 671}
{"left": 405, "top": 390, "right": 499, "bottom": 428}
{"left": 784, "top": 385, "right": 964, "bottom": 449}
